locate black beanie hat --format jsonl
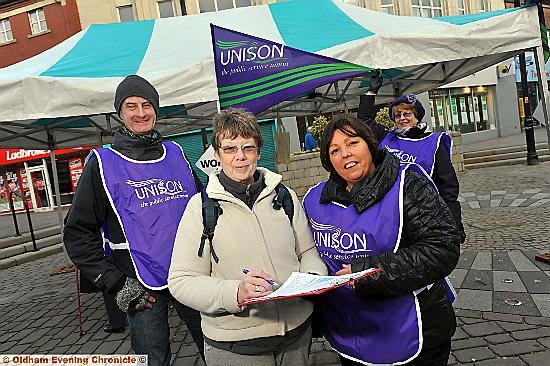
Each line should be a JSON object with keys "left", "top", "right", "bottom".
{"left": 390, "top": 94, "right": 425, "bottom": 121}
{"left": 114, "top": 75, "right": 159, "bottom": 116}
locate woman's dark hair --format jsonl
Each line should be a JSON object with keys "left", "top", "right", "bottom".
{"left": 319, "top": 114, "right": 379, "bottom": 175}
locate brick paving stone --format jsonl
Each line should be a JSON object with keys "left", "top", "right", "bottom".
{"left": 490, "top": 340, "right": 546, "bottom": 357}
{"left": 456, "top": 251, "right": 477, "bottom": 270}
{"left": 472, "top": 252, "right": 492, "bottom": 270}
{"left": 66, "top": 344, "right": 83, "bottom": 354}
{"left": 36, "top": 338, "right": 62, "bottom": 352}
{"left": 461, "top": 317, "right": 487, "bottom": 325}
{"left": 531, "top": 294, "right": 550, "bottom": 317}
{"left": 493, "top": 252, "right": 517, "bottom": 271}
{"left": 9, "top": 320, "right": 33, "bottom": 333}
{"left": 462, "top": 321, "right": 504, "bottom": 337}
{"left": 56, "top": 332, "right": 84, "bottom": 348}
{"left": 104, "top": 331, "right": 129, "bottom": 341}
{"left": 172, "top": 357, "right": 201, "bottom": 366}
{"left": 509, "top": 252, "right": 540, "bottom": 272}
{"left": 451, "top": 337, "right": 487, "bottom": 350}
{"left": 7, "top": 344, "right": 31, "bottom": 355}
{"left": 538, "top": 336, "right": 550, "bottom": 348}
{"left": 115, "top": 340, "right": 132, "bottom": 354}
{"left": 448, "top": 354, "right": 457, "bottom": 365}
{"left": 41, "top": 315, "right": 67, "bottom": 328}
{"left": 524, "top": 316, "right": 550, "bottom": 326}
{"left": 482, "top": 312, "right": 523, "bottom": 323}
{"left": 449, "top": 268, "right": 468, "bottom": 288}
{"left": 482, "top": 333, "right": 515, "bottom": 346}
{"left": 493, "top": 271, "right": 527, "bottom": 292}
{"left": 9, "top": 328, "right": 35, "bottom": 342}
{"left": 94, "top": 339, "right": 123, "bottom": 354}
{"left": 454, "top": 289, "right": 492, "bottom": 311}
{"left": 74, "top": 339, "right": 102, "bottom": 354}
{"left": 463, "top": 270, "right": 493, "bottom": 290}
{"left": 452, "top": 328, "right": 470, "bottom": 340}
{"left": 519, "top": 271, "right": 550, "bottom": 294}
{"left": 497, "top": 321, "right": 538, "bottom": 332}
{"left": 24, "top": 346, "right": 39, "bottom": 354}
{"left": 50, "top": 326, "right": 77, "bottom": 340}
{"left": 520, "top": 350, "right": 550, "bottom": 366}
{"left": 455, "top": 309, "right": 483, "bottom": 318}
{"left": 0, "top": 340, "right": 18, "bottom": 352}
{"left": 175, "top": 342, "right": 199, "bottom": 357}
{"left": 511, "top": 327, "right": 550, "bottom": 340}
{"left": 493, "top": 292, "right": 541, "bottom": 316}
{"left": 31, "top": 334, "right": 53, "bottom": 348}
{"left": 310, "top": 351, "right": 340, "bottom": 365}
{"left": 474, "top": 357, "right": 527, "bottom": 366}
{"left": 19, "top": 327, "right": 50, "bottom": 345}
{"left": 0, "top": 332, "right": 15, "bottom": 343}
{"left": 453, "top": 347, "right": 496, "bottom": 363}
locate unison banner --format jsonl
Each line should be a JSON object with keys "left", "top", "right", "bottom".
{"left": 210, "top": 24, "right": 372, "bottom": 114}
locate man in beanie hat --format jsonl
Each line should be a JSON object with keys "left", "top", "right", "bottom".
{"left": 64, "top": 75, "right": 205, "bottom": 365}
{"left": 357, "top": 72, "right": 464, "bottom": 241}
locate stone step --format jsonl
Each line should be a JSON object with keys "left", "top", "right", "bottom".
{"left": 465, "top": 153, "right": 550, "bottom": 169}
{"left": 464, "top": 148, "right": 550, "bottom": 164}
{"left": 0, "top": 243, "right": 64, "bottom": 270}
{"left": 0, "top": 226, "right": 61, "bottom": 250}
{"left": 0, "top": 234, "right": 63, "bottom": 260}
{"left": 463, "top": 142, "right": 549, "bottom": 159}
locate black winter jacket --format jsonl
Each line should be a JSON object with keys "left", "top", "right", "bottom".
{"left": 321, "top": 150, "right": 461, "bottom": 350}
{"left": 63, "top": 130, "right": 202, "bottom": 295}
{"left": 357, "top": 94, "right": 465, "bottom": 241}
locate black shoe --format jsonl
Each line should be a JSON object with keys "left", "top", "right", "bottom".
{"left": 103, "top": 323, "right": 125, "bottom": 334}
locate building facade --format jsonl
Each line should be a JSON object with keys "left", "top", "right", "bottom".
{"left": 0, "top": 0, "right": 81, "bottom": 68}
{"left": 75, "top": 0, "right": 277, "bottom": 28}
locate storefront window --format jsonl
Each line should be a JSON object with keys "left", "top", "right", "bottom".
{"left": 429, "top": 87, "right": 491, "bottom": 134}
{"left": 0, "top": 147, "right": 93, "bottom": 212}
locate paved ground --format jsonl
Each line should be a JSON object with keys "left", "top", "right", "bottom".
{"left": 2, "top": 135, "right": 550, "bottom": 365}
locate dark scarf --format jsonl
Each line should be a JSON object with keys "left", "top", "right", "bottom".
{"left": 113, "top": 127, "right": 164, "bottom": 161}
{"left": 320, "top": 150, "right": 400, "bottom": 214}
{"left": 391, "top": 122, "right": 428, "bottom": 138}
{"left": 119, "top": 125, "right": 161, "bottom": 143}
{"left": 218, "top": 170, "right": 266, "bottom": 209}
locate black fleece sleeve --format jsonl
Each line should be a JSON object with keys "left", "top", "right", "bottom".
{"left": 432, "top": 146, "right": 465, "bottom": 241}
{"left": 63, "top": 156, "right": 126, "bottom": 293}
{"left": 351, "top": 171, "right": 461, "bottom": 298}
{"left": 357, "top": 94, "right": 388, "bottom": 143}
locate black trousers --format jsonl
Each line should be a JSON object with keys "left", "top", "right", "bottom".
{"left": 338, "top": 339, "right": 452, "bottom": 366}
{"left": 102, "top": 289, "right": 127, "bottom": 328}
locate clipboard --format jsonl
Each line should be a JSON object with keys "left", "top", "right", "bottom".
{"left": 237, "top": 267, "right": 381, "bottom": 306}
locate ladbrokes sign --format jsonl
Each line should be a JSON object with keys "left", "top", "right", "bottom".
{"left": 0, "top": 147, "right": 93, "bottom": 165}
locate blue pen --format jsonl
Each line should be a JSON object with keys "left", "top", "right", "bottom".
{"left": 242, "top": 269, "right": 278, "bottom": 286}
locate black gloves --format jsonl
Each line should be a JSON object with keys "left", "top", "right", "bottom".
{"left": 115, "top": 277, "right": 154, "bottom": 312}
{"left": 367, "top": 72, "right": 384, "bottom": 94}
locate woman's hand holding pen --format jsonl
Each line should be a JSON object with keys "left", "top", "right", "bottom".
{"left": 335, "top": 264, "right": 355, "bottom": 289}
{"left": 237, "top": 269, "right": 275, "bottom": 303}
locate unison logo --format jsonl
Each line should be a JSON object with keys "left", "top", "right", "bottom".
{"left": 126, "top": 179, "right": 187, "bottom": 200}
{"left": 310, "top": 219, "right": 371, "bottom": 254}
{"left": 217, "top": 40, "right": 286, "bottom": 66}
{"left": 386, "top": 147, "right": 418, "bottom": 164}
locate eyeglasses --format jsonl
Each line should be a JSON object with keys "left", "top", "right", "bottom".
{"left": 394, "top": 112, "right": 413, "bottom": 119}
{"left": 220, "top": 144, "right": 258, "bottom": 155}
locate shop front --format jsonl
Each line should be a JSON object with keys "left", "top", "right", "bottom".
{"left": 0, "top": 147, "right": 94, "bottom": 213}
{"left": 429, "top": 86, "right": 493, "bottom": 134}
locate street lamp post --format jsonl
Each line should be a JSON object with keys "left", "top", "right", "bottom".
{"left": 515, "top": 0, "right": 539, "bottom": 165}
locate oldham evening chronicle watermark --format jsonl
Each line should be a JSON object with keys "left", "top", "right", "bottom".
{"left": 1, "top": 354, "right": 148, "bottom": 365}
